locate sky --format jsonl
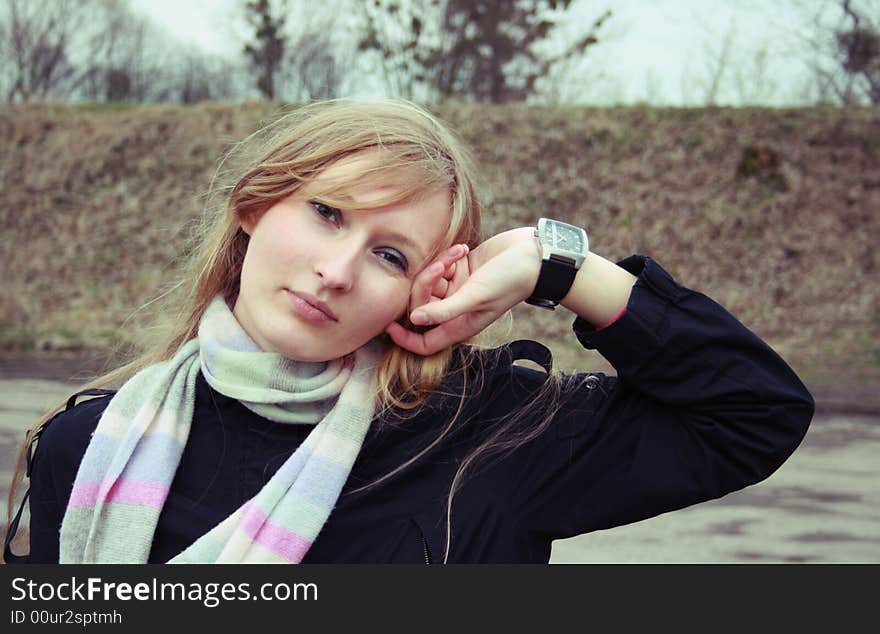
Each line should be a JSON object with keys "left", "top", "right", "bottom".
{"left": 129, "top": 0, "right": 834, "bottom": 106}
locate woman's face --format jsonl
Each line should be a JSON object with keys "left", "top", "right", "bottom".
{"left": 233, "top": 156, "right": 453, "bottom": 362}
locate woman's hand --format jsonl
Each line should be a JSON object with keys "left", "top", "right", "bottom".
{"left": 386, "top": 227, "right": 542, "bottom": 355}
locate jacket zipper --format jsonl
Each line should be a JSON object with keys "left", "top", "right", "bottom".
{"left": 422, "top": 536, "right": 431, "bottom": 564}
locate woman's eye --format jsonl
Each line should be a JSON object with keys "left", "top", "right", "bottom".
{"left": 310, "top": 200, "right": 407, "bottom": 273}
{"left": 311, "top": 201, "right": 340, "bottom": 224}
{"left": 377, "top": 249, "right": 408, "bottom": 272}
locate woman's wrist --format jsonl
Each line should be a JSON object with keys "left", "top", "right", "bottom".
{"left": 509, "top": 225, "right": 636, "bottom": 325}
{"left": 473, "top": 227, "right": 542, "bottom": 302}
{"left": 559, "top": 251, "right": 637, "bottom": 326}
{"left": 510, "top": 226, "right": 543, "bottom": 300}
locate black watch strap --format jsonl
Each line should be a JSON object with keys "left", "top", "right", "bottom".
{"left": 525, "top": 255, "right": 578, "bottom": 309}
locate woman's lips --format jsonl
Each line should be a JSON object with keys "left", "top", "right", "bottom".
{"left": 286, "top": 290, "right": 337, "bottom": 323}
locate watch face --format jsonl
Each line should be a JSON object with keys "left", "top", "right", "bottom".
{"left": 552, "top": 223, "right": 584, "bottom": 252}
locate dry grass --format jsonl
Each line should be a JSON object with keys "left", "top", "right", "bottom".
{"left": 1, "top": 101, "right": 878, "bottom": 388}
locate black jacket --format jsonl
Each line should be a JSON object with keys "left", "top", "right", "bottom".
{"left": 21, "top": 256, "right": 814, "bottom": 563}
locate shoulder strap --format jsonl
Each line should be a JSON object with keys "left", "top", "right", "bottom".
{"left": 505, "top": 339, "right": 553, "bottom": 374}
{"left": 3, "top": 388, "right": 116, "bottom": 563}
{"left": 65, "top": 388, "right": 117, "bottom": 411}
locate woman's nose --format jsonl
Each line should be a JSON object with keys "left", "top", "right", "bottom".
{"left": 314, "top": 249, "right": 358, "bottom": 292}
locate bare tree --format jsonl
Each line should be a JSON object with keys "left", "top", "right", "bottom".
{"left": 642, "top": 68, "right": 663, "bottom": 104}
{"left": 732, "top": 42, "right": 780, "bottom": 105}
{"left": 789, "top": 0, "right": 878, "bottom": 104}
{"left": 530, "top": 5, "right": 628, "bottom": 106}
{"left": 229, "top": 0, "right": 358, "bottom": 102}
{"left": 753, "top": 0, "right": 879, "bottom": 105}
{"left": 0, "top": 0, "right": 94, "bottom": 102}
{"left": 437, "top": 1, "right": 611, "bottom": 103}
{"left": 174, "top": 48, "right": 242, "bottom": 104}
{"left": 278, "top": 1, "right": 357, "bottom": 102}
{"left": 76, "top": 0, "right": 157, "bottom": 102}
{"left": 677, "top": 7, "right": 784, "bottom": 107}
{"left": 830, "top": 0, "right": 879, "bottom": 103}
{"left": 680, "top": 15, "right": 738, "bottom": 106}
{"left": 356, "top": 0, "right": 443, "bottom": 100}
{"left": 534, "top": 52, "right": 618, "bottom": 105}
{"left": 357, "top": 0, "right": 612, "bottom": 103}
{"left": 243, "top": 0, "right": 288, "bottom": 100}
{"left": 92, "top": 1, "right": 244, "bottom": 104}
{"left": 282, "top": 23, "right": 347, "bottom": 100}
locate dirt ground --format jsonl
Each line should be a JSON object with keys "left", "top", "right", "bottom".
{"left": 3, "top": 104, "right": 879, "bottom": 387}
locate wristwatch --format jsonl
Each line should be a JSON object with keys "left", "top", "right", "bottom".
{"left": 525, "top": 217, "right": 589, "bottom": 310}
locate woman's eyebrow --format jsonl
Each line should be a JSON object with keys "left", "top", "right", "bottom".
{"left": 306, "top": 192, "right": 430, "bottom": 264}
{"left": 379, "top": 229, "right": 427, "bottom": 264}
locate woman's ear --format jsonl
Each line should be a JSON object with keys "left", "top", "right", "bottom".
{"left": 239, "top": 212, "right": 257, "bottom": 236}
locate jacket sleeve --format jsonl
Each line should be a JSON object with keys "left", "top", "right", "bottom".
{"left": 507, "top": 255, "right": 814, "bottom": 541}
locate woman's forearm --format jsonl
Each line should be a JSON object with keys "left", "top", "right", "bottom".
{"left": 558, "top": 251, "right": 637, "bottom": 327}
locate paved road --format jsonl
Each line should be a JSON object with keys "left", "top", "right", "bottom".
{"left": 1, "top": 377, "right": 878, "bottom": 563}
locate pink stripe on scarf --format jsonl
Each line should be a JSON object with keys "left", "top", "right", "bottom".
{"left": 241, "top": 504, "right": 312, "bottom": 563}
{"left": 68, "top": 480, "right": 169, "bottom": 509}
{"left": 68, "top": 482, "right": 101, "bottom": 508}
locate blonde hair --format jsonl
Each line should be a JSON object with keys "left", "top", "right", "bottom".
{"left": 6, "top": 99, "right": 591, "bottom": 564}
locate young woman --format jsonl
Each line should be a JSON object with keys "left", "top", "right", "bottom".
{"left": 5, "top": 99, "right": 814, "bottom": 564}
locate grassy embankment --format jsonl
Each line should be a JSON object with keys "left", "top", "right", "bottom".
{"left": 1, "top": 101, "right": 878, "bottom": 390}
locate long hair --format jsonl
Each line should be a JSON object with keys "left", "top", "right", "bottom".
{"left": 6, "top": 99, "right": 589, "bottom": 563}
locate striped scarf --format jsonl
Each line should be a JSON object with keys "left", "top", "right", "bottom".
{"left": 59, "top": 296, "right": 384, "bottom": 563}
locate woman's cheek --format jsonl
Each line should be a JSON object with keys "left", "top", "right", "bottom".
{"left": 360, "top": 277, "right": 410, "bottom": 331}
{"left": 387, "top": 282, "right": 413, "bottom": 322}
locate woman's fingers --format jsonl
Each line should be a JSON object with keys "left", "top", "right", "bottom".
{"left": 443, "top": 257, "right": 458, "bottom": 279}
{"left": 387, "top": 230, "right": 542, "bottom": 356}
{"left": 432, "top": 276, "right": 449, "bottom": 298}
{"left": 410, "top": 244, "right": 468, "bottom": 311}
{"left": 385, "top": 309, "right": 496, "bottom": 355}
{"left": 410, "top": 281, "right": 483, "bottom": 325}
{"left": 414, "top": 262, "right": 445, "bottom": 307}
